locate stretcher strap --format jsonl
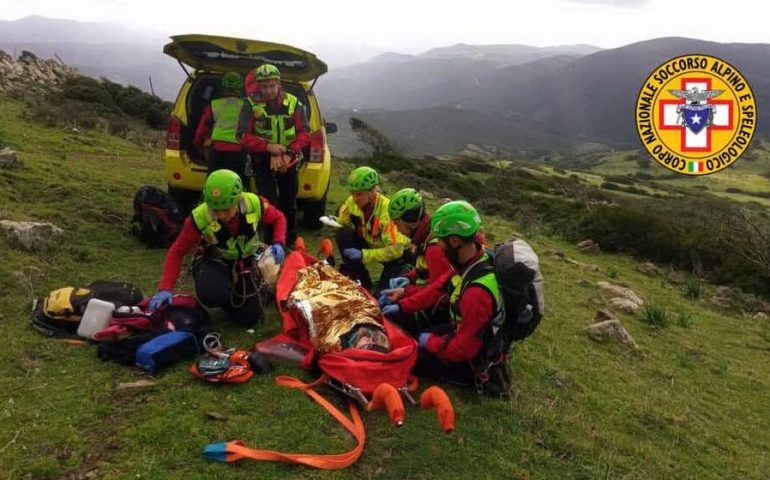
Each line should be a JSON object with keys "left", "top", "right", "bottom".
{"left": 203, "top": 374, "right": 366, "bottom": 470}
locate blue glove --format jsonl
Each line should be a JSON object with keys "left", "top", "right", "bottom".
{"left": 343, "top": 248, "right": 362, "bottom": 261}
{"left": 381, "top": 303, "right": 401, "bottom": 318}
{"left": 418, "top": 333, "right": 431, "bottom": 349}
{"left": 270, "top": 243, "right": 285, "bottom": 264}
{"left": 378, "top": 290, "right": 394, "bottom": 308}
{"left": 389, "top": 277, "right": 410, "bottom": 289}
{"left": 149, "top": 290, "right": 173, "bottom": 313}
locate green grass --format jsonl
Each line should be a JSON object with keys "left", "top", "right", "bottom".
{"left": 2, "top": 94, "right": 770, "bottom": 479}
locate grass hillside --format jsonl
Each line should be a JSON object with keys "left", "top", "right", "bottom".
{"left": 2, "top": 94, "right": 770, "bottom": 479}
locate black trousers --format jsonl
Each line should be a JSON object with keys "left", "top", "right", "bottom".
{"left": 413, "top": 323, "right": 475, "bottom": 386}
{"left": 191, "top": 255, "right": 263, "bottom": 326}
{"left": 208, "top": 149, "right": 248, "bottom": 187}
{"left": 335, "top": 227, "right": 407, "bottom": 293}
{"left": 388, "top": 305, "right": 451, "bottom": 338}
{"left": 254, "top": 154, "right": 298, "bottom": 246}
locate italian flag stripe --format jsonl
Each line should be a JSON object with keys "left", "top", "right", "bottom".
{"left": 689, "top": 161, "right": 703, "bottom": 173}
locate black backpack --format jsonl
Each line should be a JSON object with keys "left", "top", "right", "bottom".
{"left": 463, "top": 239, "right": 545, "bottom": 396}
{"left": 130, "top": 186, "right": 185, "bottom": 248}
{"left": 30, "top": 280, "right": 144, "bottom": 340}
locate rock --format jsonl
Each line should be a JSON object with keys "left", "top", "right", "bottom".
{"left": 419, "top": 189, "right": 435, "bottom": 199}
{"left": 667, "top": 271, "right": 687, "bottom": 285}
{"left": 577, "top": 239, "right": 600, "bottom": 253}
{"left": 638, "top": 262, "right": 663, "bottom": 277}
{"left": 708, "top": 286, "right": 733, "bottom": 309}
{"left": 0, "top": 220, "right": 64, "bottom": 251}
{"left": 597, "top": 281, "right": 644, "bottom": 307}
{"left": 586, "top": 319, "right": 638, "bottom": 348}
{"left": 588, "top": 294, "right": 605, "bottom": 306}
{"left": 594, "top": 309, "right": 617, "bottom": 323}
{"left": 0, "top": 148, "right": 20, "bottom": 169}
{"left": 578, "top": 279, "right": 592, "bottom": 288}
{"left": 206, "top": 411, "right": 229, "bottom": 421}
{"left": 609, "top": 297, "right": 642, "bottom": 314}
{"left": 752, "top": 312, "right": 769, "bottom": 321}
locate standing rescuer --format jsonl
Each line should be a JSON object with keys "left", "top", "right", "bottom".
{"left": 240, "top": 64, "right": 310, "bottom": 246}
{"left": 333, "top": 166, "right": 410, "bottom": 292}
{"left": 193, "top": 71, "right": 251, "bottom": 185}
{"left": 149, "top": 169, "right": 287, "bottom": 325}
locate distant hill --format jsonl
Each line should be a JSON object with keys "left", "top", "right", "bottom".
{"left": 344, "top": 106, "right": 567, "bottom": 156}
{"left": 318, "top": 37, "right": 770, "bottom": 154}
{"left": 0, "top": 16, "right": 183, "bottom": 100}
{"left": 450, "top": 37, "right": 770, "bottom": 146}
{"left": 419, "top": 43, "right": 600, "bottom": 62}
{"left": 316, "top": 43, "right": 600, "bottom": 110}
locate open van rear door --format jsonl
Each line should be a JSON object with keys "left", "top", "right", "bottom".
{"left": 163, "top": 34, "right": 327, "bottom": 82}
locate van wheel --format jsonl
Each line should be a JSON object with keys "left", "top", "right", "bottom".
{"left": 168, "top": 186, "right": 200, "bottom": 216}
{"left": 301, "top": 192, "right": 327, "bottom": 230}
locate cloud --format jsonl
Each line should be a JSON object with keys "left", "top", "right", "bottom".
{"left": 562, "top": 0, "right": 651, "bottom": 7}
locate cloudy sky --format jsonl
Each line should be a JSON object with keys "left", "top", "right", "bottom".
{"left": 2, "top": 0, "right": 767, "bottom": 54}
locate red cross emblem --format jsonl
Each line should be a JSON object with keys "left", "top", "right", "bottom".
{"left": 658, "top": 78, "right": 733, "bottom": 152}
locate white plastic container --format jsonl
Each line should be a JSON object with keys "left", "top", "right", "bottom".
{"left": 77, "top": 298, "right": 116, "bottom": 339}
{"left": 257, "top": 250, "right": 279, "bottom": 288}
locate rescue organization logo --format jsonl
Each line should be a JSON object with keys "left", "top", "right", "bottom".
{"left": 635, "top": 55, "right": 756, "bottom": 175}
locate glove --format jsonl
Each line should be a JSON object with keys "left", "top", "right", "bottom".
{"left": 418, "top": 333, "right": 431, "bottom": 349}
{"left": 270, "top": 243, "right": 285, "bottom": 264}
{"left": 319, "top": 216, "right": 343, "bottom": 228}
{"left": 378, "top": 291, "right": 394, "bottom": 308}
{"left": 343, "top": 248, "right": 362, "bottom": 261}
{"left": 381, "top": 303, "right": 401, "bottom": 318}
{"left": 389, "top": 277, "right": 410, "bottom": 289}
{"left": 149, "top": 290, "right": 173, "bottom": 312}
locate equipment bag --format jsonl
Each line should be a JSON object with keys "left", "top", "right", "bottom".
{"left": 97, "top": 331, "right": 166, "bottom": 365}
{"left": 93, "top": 294, "right": 210, "bottom": 342}
{"left": 130, "top": 185, "right": 185, "bottom": 248}
{"left": 136, "top": 331, "right": 200, "bottom": 374}
{"left": 31, "top": 281, "right": 143, "bottom": 340}
{"left": 465, "top": 238, "right": 544, "bottom": 396}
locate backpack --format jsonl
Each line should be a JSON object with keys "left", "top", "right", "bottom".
{"left": 31, "top": 281, "right": 144, "bottom": 340}
{"left": 130, "top": 186, "right": 185, "bottom": 248}
{"left": 463, "top": 239, "right": 544, "bottom": 396}
{"left": 93, "top": 294, "right": 210, "bottom": 342}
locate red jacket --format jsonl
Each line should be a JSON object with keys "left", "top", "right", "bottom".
{"left": 418, "top": 248, "right": 496, "bottom": 363}
{"left": 193, "top": 101, "right": 249, "bottom": 152}
{"left": 157, "top": 197, "right": 286, "bottom": 291}
{"left": 401, "top": 214, "right": 452, "bottom": 300}
{"left": 240, "top": 90, "right": 311, "bottom": 156}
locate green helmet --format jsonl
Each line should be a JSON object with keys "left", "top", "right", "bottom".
{"left": 254, "top": 64, "right": 281, "bottom": 81}
{"left": 431, "top": 200, "right": 481, "bottom": 238}
{"left": 221, "top": 71, "right": 243, "bottom": 91}
{"left": 389, "top": 188, "right": 424, "bottom": 221}
{"left": 204, "top": 169, "right": 243, "bottom": 210}
{"left": 347, "top": 166, "right": 379, "bottom": 191}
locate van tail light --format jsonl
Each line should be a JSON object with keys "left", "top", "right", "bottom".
{"left": 308, "top": 131, "right": 325, "bottom": 163}
{"left": 166, "top": 116, "right": 181, "bottom": 150}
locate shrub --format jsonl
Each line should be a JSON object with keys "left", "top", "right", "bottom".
{"left": 683, "top": 278, "right": 702, "bottom": 301}
{"left": 639, "top": 303, "right": 669, "bottom": 329}
{"left": 676, "top": 310, "right": 693, "bottom": 328}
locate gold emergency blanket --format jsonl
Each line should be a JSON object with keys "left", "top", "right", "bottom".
{"left": 288, "top": 262, "right": 384, "bottom": 353}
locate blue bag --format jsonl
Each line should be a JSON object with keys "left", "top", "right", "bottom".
{"left": 135, "top": 331, "right": 200, "bottom": 373}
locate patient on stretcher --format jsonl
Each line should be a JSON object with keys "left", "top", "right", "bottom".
{"left": 288, "top": 262, "right": 390, "bottom": 353}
